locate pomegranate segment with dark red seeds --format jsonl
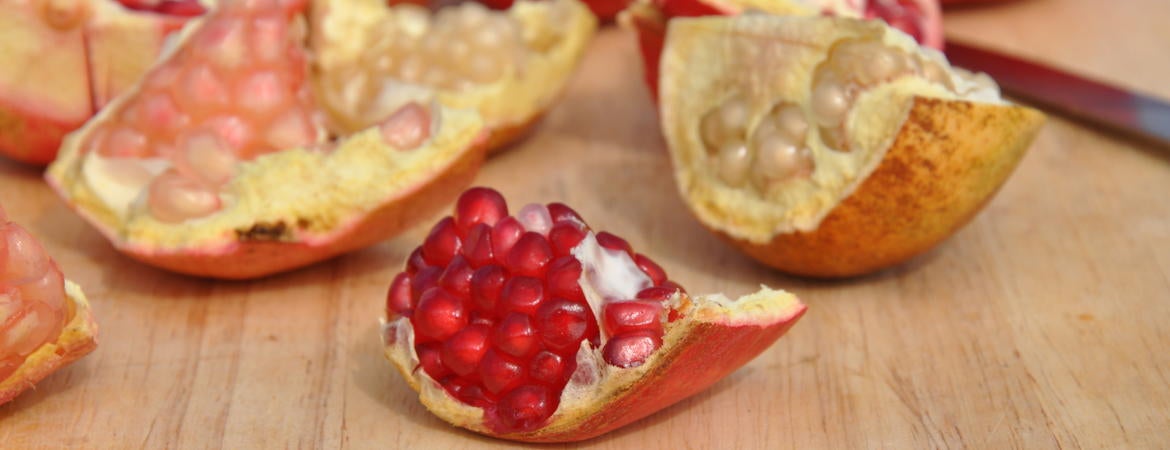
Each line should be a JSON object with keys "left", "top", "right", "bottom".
{"left": 385, "top": 187, "right": 683, "bottom": 433}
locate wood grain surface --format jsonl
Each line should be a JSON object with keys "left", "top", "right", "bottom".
{"left": 2, "top": 0, "right": 1169, "bottom": 447}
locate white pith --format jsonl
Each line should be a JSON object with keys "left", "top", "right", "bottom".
{"left": 660, "top": 15, "right": 1006, "bottom": 243}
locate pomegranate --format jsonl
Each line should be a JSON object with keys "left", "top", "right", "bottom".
{"left": 310, "top": 0, "right": 597, "bottom": 154}
{"left": 0, "top": 206, "right": 98, "bottom": 405}
{"left": 620, "top": 0, "right": 943, "bottom": 98}
{"left": 0, "top": 0, "right": 204, "bottom": 165}
{"left": 45, "top": 0, "right": 489, "bottom": 279}
{"left": 472, "top": 0, "right": 631, "bottom": 22}
{"left": 656, "top": 15, "right": 1045, "bottom": 277}
{"left": 382, "top": 187, "right": 806, "bottom": 441}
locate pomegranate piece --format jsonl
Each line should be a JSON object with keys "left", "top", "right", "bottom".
{"left": 0, "top": 207, "right": 98, "bottom": 405}
{"left": 382, "top": 187, "right": 806, "bottom": 441}
{"left": 45, "top": 0, "right": 490, "bottom": 279}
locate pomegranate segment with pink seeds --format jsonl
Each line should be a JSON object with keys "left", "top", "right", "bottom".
{"left": 0, "top": 207, "right": 98, "bottom": 405}
{"left": 47, "top": 0, "right": 488, "bottom": 279}
{"left": 382, "top": 187, "right": 807, "bottom": 441}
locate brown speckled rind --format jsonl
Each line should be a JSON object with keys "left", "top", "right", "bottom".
{"left": 0, "top": 282, "right": 98, "bottom": 405}
{"left": 728, "top": 98, "right": 1045, "bottom": 278}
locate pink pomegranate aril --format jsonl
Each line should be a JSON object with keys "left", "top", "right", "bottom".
{"left": 602, "top": 300, "right": 664, "bottom": 337}
{"left": 634, "top": 254, "right": 667, "bottom": 285}
{"left": 548, "top": 223, "right": 586, "bottom": 257}
{"left": 529, "top": 350, "right": 570, "bottom": 386}
{"left": 455, "top": 187, "right": 509, "bottom": 233}
{"left": 417, "top": 342, "right": 452, "bottom": 380}
{"left": 422, "top": 217, "right": 462, "bottom": 267}
{"left": 479, "top": 350, "right": 525, "bottom": 395}
{"left": 499, "top": 276, "right": 545, "bottom": 316}
{"left": 603, "top": 331, "right": 663, "bottom": 369}
{"left": 491, "top": 216, "right": 525, "bottom": 265}
{"left": 412, "top": 289, "right": 468, "bottom": 342}
{"left": 506, "top": 232, "right": 553, "bottom": 277}
{"left": 470, "top": 265, "right": 506, "bottom": 313}
{"left": 461, "top": 223, "right": 495, "bottom": 268}
{"left": 441, "top": 324, "right": 491, "bottom": 377}
{"left": 535, "top": 299, "right": 592, "bottom": 351}
{"left": 493, "top": 313, "right": 539, "bottom": 358}
{"left": 596, "top": 231, "right": 633, "bottom": 256}
{"left": 545, "top": 256, "right": 584, "bottom": 302}
{"left": 438, "top": 255, "right": 474, "bottom": 298}
{"left": 386, "top": 272, "right": 413, "bottom": 316}
{"left": 494, "top": 385, "right": 556, "bottom": 432}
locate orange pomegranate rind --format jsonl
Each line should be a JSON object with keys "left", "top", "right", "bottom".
{"left": 0, "top": 281, "right": 98, "bottom": 406}
{"left": 310, "top": 0, "right": 597, "bottom": 153}
{"left": 659, "top": 15, "right": 1044, "bottom": 277}
{"left": 383, "top": 286, "right": 805, "bottom": 442}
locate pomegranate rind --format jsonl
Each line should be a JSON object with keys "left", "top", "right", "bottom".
{"left": 383, "top": 287, "right": 805, "bottom": 442}
{"left": 310, "top": 0, "right": 597, "bottom": 154}
{"left": 659, "top": 15, "right": 1044, "bottom": 278}
{"left": 0, "top": 281, "right": 99, "bottom": 406}
{"left": 0, "top": 0, "right": 193, "bottom": 165}
{"left": 45, "top": 8, "right": 490, "bottom": 279}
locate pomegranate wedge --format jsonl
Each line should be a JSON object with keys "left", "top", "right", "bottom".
{"left": 310, "top": 0, "right": 596, "bottom": 153}
{"left": 382, "top": 187, "right": 806, "bottom": 442}
{"left": 46, "top": 0, "right": 487, "bottom": 279}
{"left": 0, "top": 207, "right": 98, "bottom": 405}
{"left": 0, "top": 0, "right": 202, "bottom": 165}
{"left": 658, "top": 15, "right": 1044, "bottom": 277}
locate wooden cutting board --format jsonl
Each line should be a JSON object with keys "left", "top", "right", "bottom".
{"left": 2, "top": 0, "right": 1168, "bottom": 447}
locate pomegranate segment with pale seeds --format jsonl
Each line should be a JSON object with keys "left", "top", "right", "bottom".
{"left": 46, "top": 0, "right": 488, "bottom": 279}
{"left": 382, "top": 187, "right": 806, "bottom": 441}
{"left": 0, "top": 207, "right": 98, "bottom": 405}
{"left": 0, "top": 0, "right": 202, "bottom": 165}
{"left": 658, "top": 15, "right": 1044, "bottom": 277}
{"left": 310, "top": 0, "right": 596, "bottom": 153}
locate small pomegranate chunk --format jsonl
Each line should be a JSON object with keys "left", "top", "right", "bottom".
{"left": 382, "top": 187, "right": 807, "bottom": 441}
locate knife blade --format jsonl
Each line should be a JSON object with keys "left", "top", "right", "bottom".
{"left": 945, "top": 39, "right": 1170, "bottom": 147}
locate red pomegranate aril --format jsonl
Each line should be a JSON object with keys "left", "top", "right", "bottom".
{"left": 479, "top": 350, "right": 525, "bottom": 395}
{"left": 506, "top": 232, "right": 553, "bottom": 277}
{"left": 535, "top": 298, "right": 592, "bottom": 352}
{"left": 634, "top": 254, "right": 666, "bottom": 285}
{"left": 545, "top": 256, "right": 584, "bottom": 302}
{"left": 499, "top": 276, "right": 545, "bottom": 316}
{"left": 449, "top": 378, "right": 495, "bottom": 408}
{"left": 494, "top": 384, "right": 556, "bottom": 432}
{"left": 412, "top": 289, "right": 468, "bottom": 342}
{"left": 156, "top": 0, "right": 207, "bottom": 16}
{"left": 596, "top": 231, "right": 633, "bottom": 256}
{"left": 462, "top": 223, "right": 495, "bottom": 268}
{"left": 660, "top": 280, "right": 686, "bottom": 295}
{"left": 455, "top": 187, "right": 509, "bottom": 233}
{"left": 471, "top": 265, "right": 506, "bottom": 314}
{"left": 442, "top": 324, "right": 491, "bottom": 377}
{"left": 438, "top": 255, "right": 474, "bottom": 298}
{"left": 493, "top": 313, "right": 540, "bottom": 358}
{"left": 547, "top": 202, "right": 585, "bottom": 226}
{"left": 602, "top": 300, "right": 663, "bottom": 337}
{"left": 491, "top": 216, "right": 524, "bottom": 266}
{"left": 602, "top": 331, "right": 663, "bottom": 369}
{"left": 422, "top": 217, "right": 462, "bottom": 267}
{"left": 387, "top": 272, "right": 413, "bottom": 316}
{"left": 410, "top": 266, "right": 442, "bottom": 304}
{"left": 548, "top": 223, "right": 586, "bottom": 257}
{"left": 416, "top": 342, "right": 452, "bottom": 380}
{"left": 636, "top": 286, "right": 679, "bottom": 302}
{"left": 529, "top": 350, "right": 569, "bottom": 386}
{"left": 406, "top": 248, "right": 429, "bottom": 274}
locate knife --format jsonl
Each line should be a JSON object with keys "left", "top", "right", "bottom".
{"left": 944, "top": 39, "right": 1170, "bottom": 148}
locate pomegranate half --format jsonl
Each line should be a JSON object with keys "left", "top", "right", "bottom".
{"left": 0, "top": 0, "right": 203, "bottom": 165}
{"left": 46, "top": 0, "right": 488, "bottom": 279}
{"left": 381, "top": 187, "right": 806, "bottom": 442}
{"left": 658, "top": 15, "right": 1044, "bottom": 278}
{"left": 310, "top": 0, "right": 597, "bottom": 154}
{"left": 620, "top": 0, "right": 943, "bottom": 99}
{"left": 0, "top": 207, "right": 98, "bottom": 406}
